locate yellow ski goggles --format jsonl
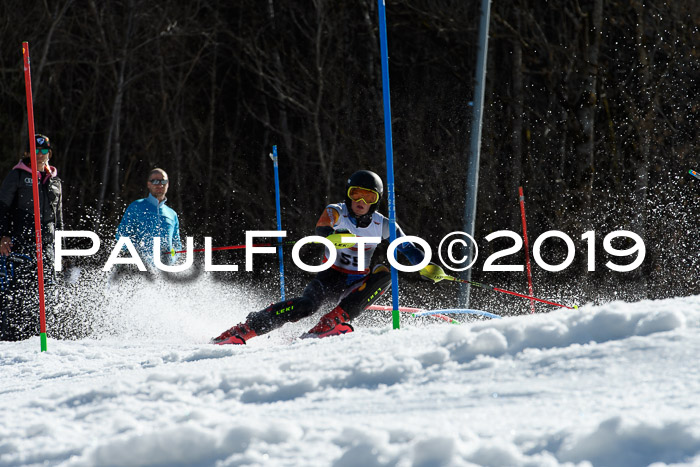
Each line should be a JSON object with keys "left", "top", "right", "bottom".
{"left": 347, "top": 186, "right": 380, "bottom": 205}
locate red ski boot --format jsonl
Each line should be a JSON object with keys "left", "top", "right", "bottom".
{"left": 212, "top": 323, "right": 257, "bottom": 345}
{"left": 301, "top": 306, "right": 354, "bottom": 339}
{"left": 313, "top": 322, "right": 354, "bottom": 338}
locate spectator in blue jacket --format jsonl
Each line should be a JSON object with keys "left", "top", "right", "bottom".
{"left": 116, "top": 168, "right": 182, "bottom": 267}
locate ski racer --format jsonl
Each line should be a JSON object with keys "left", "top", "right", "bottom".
{"left": 213, "top": 169, "right": 440, "bottom": 344}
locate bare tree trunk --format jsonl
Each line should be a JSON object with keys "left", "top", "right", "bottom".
{"left": 156, "top": 40, "right": 183, "bottom": 213}
{"left": 95, "top": 0, "right": 133, "bottom": 222}
{"left": 558, "top": 107, "right": 568, "bottom": 191}
{"left": 576, "top": 0, "right": 604, "bottom": 224}
{"left": 510, "top": 8, "right": 524, "bottom": 227}
{"left": 33, "top": 0, "right": 74, "bottom": 103}
{"left": 311, "top": 0, "right": 332, "bottom": 197}
{"left": 174, "top": 101, "right": 183, "bottom": 214}
{"left": 224, "top": 78, "right": 242, "bottom": 239}
{"left": 570, "top": 0, "right": 603, "bottom": 297}
{"left": 267, "top": 0, "right": 293, "bottom": 154}
{"left": 361, "top": 0, "right": 380, "bottom": 144}
{"left": 632, "top": 0, "right": 650, "bottom": 296}
{"left": 112, "top": 83, "right": 123, "bottom": 202}
{"left": 205, "top": 44, "right": 217, "bottom": 218}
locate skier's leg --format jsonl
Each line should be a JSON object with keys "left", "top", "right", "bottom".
{"left": 212, "top": 295, "right": 316, "bottom": 344}
{"left": 304, "top": 265, "right": 391, "bottom": 336}
{"left": 213, "top": 269, "right": 347, "bottom": 344}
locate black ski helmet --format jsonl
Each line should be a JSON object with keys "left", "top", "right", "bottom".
{"left": 345, "top": 170, "right": 384, "bottom": 215}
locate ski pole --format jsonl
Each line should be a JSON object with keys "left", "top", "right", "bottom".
{"left": 270, "top": 145, "right": 285, "bottom": 300}
{"left": 690, "top": 169, "right": 699, "bottom": 180}
{"left": 420, "top": 265, "right": 576, "bottom": 310}
{"left": 172, "top": 240, "right": 298, "bottom": 255}
{"left": 172, "top": 234, "right": 362, "bottom": 256}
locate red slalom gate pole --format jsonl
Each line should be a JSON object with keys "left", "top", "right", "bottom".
{"left": 491, "top": 285, "right": 574, "bottom": 309}
{"left": 22, "top": 42, "right": 48, "bottom": 351}
{"left": 518, "top": 186, "right": 536, "bottom": 314}
{"left": 445, "top": 275, "right": 575, "bottom": 310}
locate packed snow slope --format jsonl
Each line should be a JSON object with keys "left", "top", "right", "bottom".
{"left": 1, "top": 275, "right": 700, "bottom": 466}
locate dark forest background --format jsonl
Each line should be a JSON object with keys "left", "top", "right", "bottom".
{"left": 0, "top": 0, "right": 698, "bottom": 313}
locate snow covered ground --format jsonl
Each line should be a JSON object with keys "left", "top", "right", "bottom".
{"left": 2, "top": 274, "right": 700, "bottom": 466}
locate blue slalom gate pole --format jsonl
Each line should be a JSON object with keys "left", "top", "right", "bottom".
{"left": 377, "top": 0, "right": 400, "bottom": 329}
{"left": 271, "top": 145, "right": 285, "bottom": 300}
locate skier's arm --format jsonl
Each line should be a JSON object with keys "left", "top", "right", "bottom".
{"left": 382, "top": 219, "right": 426, "bottom": 266}
{"left": 315, "top": 206, "right": 341, "bottom": 237}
